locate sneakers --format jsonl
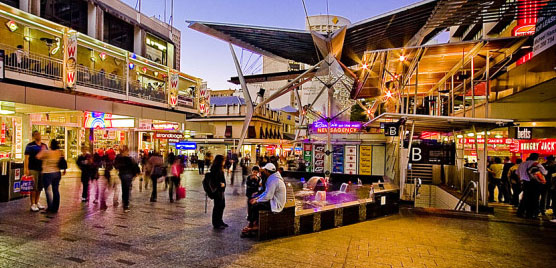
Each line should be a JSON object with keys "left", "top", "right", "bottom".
{"left": 81, "top": 198, "right": 88, "bottom": 202}
{"left": 37, "top": 203, "right": 45, "bottom": 210}
{"left": 124, "top": 207, "right": 130, "bottom": 213}
{"left": 30, "top": 204, "right": 39, "bottom": 212}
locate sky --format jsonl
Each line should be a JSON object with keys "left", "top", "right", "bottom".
{"left": 121, "top": 0, "right": 422, "bottom": 90}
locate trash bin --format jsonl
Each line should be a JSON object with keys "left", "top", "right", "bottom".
{"left": 0, "top": 161, "right": 24, "bottom": 202}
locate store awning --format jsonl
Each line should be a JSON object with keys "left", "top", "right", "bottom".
{"left": 364, "top": 113, "right": 514, "bottom": 132}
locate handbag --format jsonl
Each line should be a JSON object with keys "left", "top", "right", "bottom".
{"left": 58, "top": 156, "right": 68, "bottom": 170}
{"left": 20, "top": 175, "right": 35, "bottom": 195}
{"left": 176, "top": 186, "right": 186, "bottom": 200}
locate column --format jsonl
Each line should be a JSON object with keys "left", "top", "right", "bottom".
{"left": 19, "top": 0, "right": 29, "bottom": 12}
{"left": 133, "top": 26, "right": 143, "bottom": 56}
{"left": 87, "top": 2, "right": 97, "bottom": 39}
{"left": 29, "top": 0, "right": 40, "bottom": 16}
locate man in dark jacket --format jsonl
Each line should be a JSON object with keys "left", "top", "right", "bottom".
{"left": 76, "top": 145, "right": 94, "bottom": 202}
{"left": 115, "top": 146, "right": 140, "bottom": 212}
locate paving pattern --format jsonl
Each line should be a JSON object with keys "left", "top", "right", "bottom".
{"left": 1, "top": 170, "right": 555, "bottom": 268}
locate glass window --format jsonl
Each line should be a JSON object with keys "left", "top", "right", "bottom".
{"left": 103, "top": 13, "right": 134, "bottom": 51}
{"left": 40, "top": 0, "right": 88, "bottom": 34}
{"left": 145, "top": 34, "right": 167, "bottom": 65}
{"left": 0, "top": 0, "right": 19, "bottom": 8}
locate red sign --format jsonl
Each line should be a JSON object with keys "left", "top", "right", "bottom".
{"left": 458, "top": 138, "right": 514, "bottom": 145}
{"left": 515, "top": 139, "right": 556, "bottom": 155}
{"left": 512, "top": 0, "right": 539, "bottom": 36}
{"left": 154, "top": 132, "right": 184, "bottom": 140}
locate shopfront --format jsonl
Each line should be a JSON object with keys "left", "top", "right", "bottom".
{"left": 137, "top": 119, "right": 183, "bottom": 157}
{"left": 83, "top": 111, "right": 134, "bottom": 153}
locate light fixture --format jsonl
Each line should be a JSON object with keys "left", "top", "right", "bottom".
{"left": 467, "top": 133, "right": 475, "bottom": 137}
{"left": 495, "top": 134, "right": 503, "bottom": 138}
{"left": 130, "top": 53, "right": 137, "bottom": 59}
{"left": 399, "top": 55, "right": 407, "bottom": 61}
{"left": 361, "top": 63, "right": 369, "bottom": 70}
{"left": 487, "top": 131, "right": 491, "bottom": 135}
{"left": 532, "top": 122, "right": 537, "bottom": 126}
{"left": 154, "top": 71, "right": 159, "bottom": 77}
{"left": 456, "top": 134, "right": 463, "bottom": 138}
{"left": 5, "top": 20, "right": 18, "bottom": 32}
{"left": 385, "top": 90, "right": 393, "bottom": 99}
{"left": 24, "top": 36, "right": 30, "bottom": 41}
{"left": 99, "top": 52, "right": 106, "bottom": 61}
{"left": 128, "top": 62, "right": 135, "bottom": 70}
{"left": 90, "top": 56, "right": 96, "bottom": 62}
{"left": 141, "top": 67, "right": 147, "bottom": 73}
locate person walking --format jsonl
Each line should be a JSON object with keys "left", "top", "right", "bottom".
{"left": 76, "top": 144, "right": 94, "bottom": 202}
{"left": 149, "top": 152, "right": 164, "bottom": 202}
{"left": 487, "top": 157, "right": 505, "bottom": 202}
{"left": 115, "top": 146, "right": 140, "bottom": 212}
{"left": 208, "top": 155, "right": 227, "bottom": 229}
{"left": 24, "top": 130, "right": 47, "bottom": 212}
{"left": 168, "top": 158, "right": 184, "bottom": 203}
{"left": 508, "top": 158, "right": 523, "bottom": 207}
{"left": 240, "top": 155, "right": 251, "bottom": 186}
{"left": 517, "top": 153, "right": 547, "bottom": 219}
{"left": 36, "top": 140, "right": 67, "bottom": 213}
{"left": 501, "top": 157, "right": 513, "bottom": 204}
{"left": 541, "top": 156, "right": 555, "bottom": 215}
{"left": 197, "top": 151, "right": 205, "bottom": 175}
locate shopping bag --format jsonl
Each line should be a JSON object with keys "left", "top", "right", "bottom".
{"left": 176, "top": 186, "right": 186, "bottom": 200}
{"left": 20, "top": 175, "right": 35, "bottom": 195}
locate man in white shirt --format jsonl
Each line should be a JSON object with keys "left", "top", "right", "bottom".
{"left": 243, "top": 163, "right": 286, "bottom": 233}
{"left": 197, "top": 151, "right": 205, "bottom": 175}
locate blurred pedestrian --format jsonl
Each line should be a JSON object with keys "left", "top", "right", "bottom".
{"left": 169, "top": 158, "right": 184, "bottom": 203}
{"left": 501, "top": 157, "right": 513, "bottom": 204}
{"left": 541, "top": 156, "right": 555, "bottom": 215}
{"left": 149, "top": 152, "right": 164, "bottom": 202}
{"left": 508, "top": 158, "right": 522, "bottom": 207}
{"left": 36, "top": 139, "right": 67, "bottom": 213}
{"left": 517, "top": 153, "right": 547, "bottom": 219}
{"left": 487, "top": 157, "right": 504, "bottom": 202}
{"left": 115, "top": 146, "right": 140, "bottom": 212}
{"left": 76, "top": 144, "right": 94, "bottom": 202}
{"left": 197, "top": 151, "right": 205, "bottom": 174}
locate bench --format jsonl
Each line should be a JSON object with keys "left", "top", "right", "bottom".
{"left": 257, "top": 185, "right": 296, "bottom": 240}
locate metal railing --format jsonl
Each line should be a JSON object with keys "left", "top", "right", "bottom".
{"left": 1, "top": 45, "right": 63, "bottom": 81}
{"left": 455, "top": 180, "right": 479, "bottom": 213}
{"left": 128, "top": 80, "right": 167, "bottom": 103}
{"left": 76, "top": 65, "right": 126, "bottom": 95}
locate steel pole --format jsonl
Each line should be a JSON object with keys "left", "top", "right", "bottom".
{"left": 485, "top": 50, "right": 490, "bottom": 118}
{"left": 471, "top": 56, "right": 475, "bottom": 118}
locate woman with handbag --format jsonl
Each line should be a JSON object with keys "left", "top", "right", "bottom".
{"left": 37, "top": 139, "right": 67, "bottom": 213}
{"left": 169, "top": 157, "right": 184, "bottom": 203}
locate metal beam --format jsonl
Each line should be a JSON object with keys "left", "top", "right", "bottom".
{"left": 229, "top": 43, "right": 254, "bottom": 150}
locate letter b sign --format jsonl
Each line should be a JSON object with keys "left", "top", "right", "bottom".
{"left": 411, "top": 147, "right": 422, "bottom": 162}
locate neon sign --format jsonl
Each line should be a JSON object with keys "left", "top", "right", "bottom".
{"left": 83, "top": 112, "right": 112, "bottom": 129}
{"left": 311, "top": 120, "right": 361, "bottom": 134}
{"left": 515, "top": 139, "right": 556, "bottom": 154}
{"left": 512, "top": 0, "right": 539, "bottom": 36}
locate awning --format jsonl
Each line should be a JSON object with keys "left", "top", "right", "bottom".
{"left": 364, "top": 112, "right": 514, "bottom": 132}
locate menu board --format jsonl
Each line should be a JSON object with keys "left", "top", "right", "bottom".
{"left": 303, "top": 144, "right": 312, "bottom": 172}
{"left": 313, "top": 144, "right": 326, "bottom": 173}
{"left": 344, "top": 145, "right": 357, "bottom": 174}
{"left": 332, "top": 145, "right": 344, "bottom": 173}
{"left": 359, "top": 145, "right": 372, "bottom": 175}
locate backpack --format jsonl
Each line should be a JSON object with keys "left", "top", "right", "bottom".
{"left": 527, "top": 162, "right": 546, "bottom": 184}
{"left": 202, "top": 172, "right": 217, "bottom": 199}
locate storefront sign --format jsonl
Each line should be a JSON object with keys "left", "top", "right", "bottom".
{"left": 516, "top": 127, "right": 533, "bottom": 140}
{"left": 154, "top": 132, "right": 184, "bottom": 140}
{"left": 64, "top": 31, "right": 77, "bottom": 88}
{"left": 458, "top": 138, "right": 514, "bottom": 144}
{"left": 332, "top": 145, "right": 344, "bottom": 173}
{"left": 178, "top": 95, "right": 195, "bottom": 108}
{"left": 311, "top": 120, "right": 361, "bottom": 134}
{"left": 169, "top": 72, "right": 179, "bottom": 107}
{"left": 83, "top": 112, "right": 112, "bottom": 129}
{"left": 359, "top": 145, "right": 372, "bottom": 175}
{"left": 13, "top": 118, "right": 22, "bottom": 159}
{"left": 176, "top": 142, "right": 196, "bottom": 150}
{"left": 313, "top": 144, "right": 325, "bottom": 173}
{"left": 199, "top": 83, "right": 210, "bottom": 116}
{"left": 383, "top": 122, "right": 399, "bottom": 136}
{"left": 344, "top": 145, "right": 357, "bottom": 175}
{"left": 303, "top": 144, "right": 312, "bottom": 172}
{"left": 410, "top": 143, "right": 456, "bottom": 165}
{"left": 516, "top": 139, "right": 556, "bottom": 155}
{"left": 512, "top": 0, "right": 538, "bottom": 36}
{"left": 152, "top": 121, "right": 179, "bottom": 131}
{"left": 0, "top": 122, "right": 5, "bottom": 144}
{"left": 138, "top": 119, "right": 152, "bottom": 131}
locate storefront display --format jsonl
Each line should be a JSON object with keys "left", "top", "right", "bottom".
{"left": 359, "top": 145, "right": 372, "bottom": 175}
{"left": 344, "top": 145, "right": 357, "bottom": 174}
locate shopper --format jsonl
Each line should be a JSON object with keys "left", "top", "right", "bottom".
{"left": 76, "top": 144, "right": 94, "bottom": 202}
{"left": 168, "top": 158, "right": 184, "bottom": 203}
{"left": 36, "top": 139, "right": 67, "bottom": 213}
{"left": 245, "top": 166, "right": 261, "bottom": 228}
{"left": 24, "top": 130, "right": 47, "bottom": 212}
{"left": 508, "top": 158, "right": 522, "bottom": 207}
{"left": 501, "top": 157, "right": 513, "bottom": 204}
{"left": 242, "top": 163, "right": 286, "bottom": 236}
{"left": 141, "top": 151, "right": 150, "bottom": 191}
{"left": 240, "top": 155, "right": 251, "bottom": 186}
{"left": 230, "top": 150, "right": 239, "bottom": 185}
{"left": 98, "top": 152, "right": 115, "bottom": 210}
{"left": 115, "top": 146, "right": 140, "bottom": 212}
{"left": 149, "top": 152, "right": 164, "bottom": 202}
{"left": 541, "top": 156, "right": 555, "bottom": 215}
{"left": 197, "top": 151, "right": 205, "bottom": 174}
{"left": 208, "top": 155, "right": 227, "bottom": 229}
{"left": 517, "top": 153, "right": 547, "bottom": 219}
{"left": 487, "top": 157, "right": 505, "bottom": 202}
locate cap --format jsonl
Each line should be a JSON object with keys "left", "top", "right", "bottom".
{"left": 262, "top": 163, "right": 276, "bottom": 172}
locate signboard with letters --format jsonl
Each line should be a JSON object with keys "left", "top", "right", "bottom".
{"left": 311, "top": 120, "right": 361, "bottom": 134}
{"left": 516, "top": 139, "right": 556, "bottom": 155}
{"left": 154, "top": 132, "right": 184, "bottom": 140}
{"left": 515, "top": 127, "right": 533, "bottom": 140}
{"left": 64, "top": 31, "right": 77, "bottom": 88}
{"left": 313, "top": 144, "right": 326, "bottom": 173}
{"left": 175, "top": 142, "right": 197, "bottom": 150}
{"left": 168, "top": 72, "right": 179, "bottom": 107}
{"left": 332, "top": 145, "right": 344, "bottom": 173}
{"left": 383, "top": 122, "right": 399, "bottom": 136}
{"left": 533, "top": 4, "right": 556, "bottom": 56}
{"left": 359, "top": 145, "right": 372, "bottom": 175}
{"left": 409, "top": 143, "right": 456, "bottom": 165}
{"left": 303, "top": 144, "right": 312, "bottom": 172}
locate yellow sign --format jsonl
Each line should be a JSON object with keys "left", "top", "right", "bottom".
{"left": 359, "top": 145, "right": 372, "bottom": 175}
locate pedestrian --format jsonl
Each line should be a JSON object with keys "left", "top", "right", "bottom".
{"left": 165, "top": 152, "right": 175, "bottom": 190}
{"left": 98, "top": 152, "right": 115, "bottom": 210}
{"left": 141, "top": 151, "right": 150, "bottom": 191}
{"left": 36, "top": 139, "right": 67, "bottom": 213}
{"left": 508, "top": 158, "right": 522, "bottom": 207}
{"left": 91, "top": 150, "right": 102, "bottom": 204}
{"left": 205, "top": 152, "right": 212, "bottom": 172}
{"left": 245, "top": 166, "right": 261, "bottom": 228}
{"left": 197, "top": 151, "right": 205, "bottom": 174}
{"left": 240, "top": 155, "right": 250, "bottom": 186}
{"left": 230, "top": 150, "right": 239, "bottom": 185}
{"left": 487, "top": 157, "right": 504, "bottom": 202}
{"left": 24, "top": 130, "right": 47, "bottom": 212}
{"left": 541, "top": 156, "right": 555, "bottom": 215}
{"left": 149, "top": 152, "right": 164, "bottom": 202}
{"left": 168, "top": 158, "right": 184, "bottom": 203}
{"left": 76, "top": 144, "right": 94, "bottom": 202}
{"left": 501, "top": 157, "right": 513, "bottom": 204}
{"left": 115, "top": 146, "right": 140, "bottom": 212}
{"left": 517, "top": 153, "right": 548, "bottom": 219}
{"left": 208, "top": 155, "right": 227, "bottom": 229}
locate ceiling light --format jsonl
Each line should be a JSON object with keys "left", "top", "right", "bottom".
{"left": 467, "top": 133, "right": 475, "bottom": 137}
{"left": 399, "top": 55, "right": 407, "bottom": 61}
{"left": 456, "top": 134, "right": 463, "bottom": 138}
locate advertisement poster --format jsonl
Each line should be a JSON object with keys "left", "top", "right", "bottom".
{"left": 303, "top": 144, "right": 312, "bottom": 172}
{"left": 313, "top": 144, "right": 326, "bottom": 173}
{"left": 64, "top": 31, "right": 77, "bottom": 88}
{"left": 169, "top": 72, "right": 179, "bottom": 107}
{"left": 332, "top": 145, "right": 344, "bottom": 173}
{"left": 344, "top": 145, "right": 357, "bottom": 174}
{"left": 359, "top": 145, "right": 372, "bottom": 175}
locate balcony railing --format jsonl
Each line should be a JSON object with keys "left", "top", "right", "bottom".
{"left": 76, "top": 65, "right": 125, "bottom": 95}
{"left": 1, "top": 45, "right": 62, "bottom": 81}
{"left": 128, "top": 80, "right": 167, "bottom": 103}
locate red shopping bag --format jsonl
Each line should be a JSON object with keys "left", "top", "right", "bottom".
{"left": 176, "top": 186, "right": 186, "bottom": 200}
{"left": 20, "top": 175, "right": 35, "bottom": 195}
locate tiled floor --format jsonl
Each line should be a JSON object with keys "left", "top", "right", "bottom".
{"left": 1, "top": 170, "right": 555, "bottom": 268}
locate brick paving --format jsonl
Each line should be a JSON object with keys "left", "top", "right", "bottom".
{"left": 1, "top": 170, "right": 556, "bottom": 268}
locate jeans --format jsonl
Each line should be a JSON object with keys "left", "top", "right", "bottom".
{"left": 511, "top": 183, "right": 521, "bottom": 206}
{"left": 168, "top": 176, "right": 180, "bottom": 201}
{"left": 212, "top": 191, "right": 226, "bottom": 227}
{"left": 120, "top": 174, "right": 133, "bottom": 209}
{"left": 249, "top": 201, "right": 271, "bottom": 225}
{"left": 518, "top": 180, "right": 541, "bottom": 218}
{"left": 151, "top": 175, "right": 160, "bottom": 201}
{"left": 198, "top": 160, "right": 205, "bottom": 174}
{"left": 42, "top": 172, "right": 61, "bottom": 212}
{"left": 488, "top": 178, "right": 503, "bottom": 202}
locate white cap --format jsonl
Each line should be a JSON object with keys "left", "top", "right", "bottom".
{"left": 262, "top": 163, "right": 276, "bottom": 172}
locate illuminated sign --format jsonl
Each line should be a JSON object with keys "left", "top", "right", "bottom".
{"left": 512, "top": 0, "right": 539, "bottom": 36}
{"left": 152, "top": 121, "right": 179, "bottom": 130}
{"left": 458, "top": 138, "right": 514, "bottom": 145}
{"left": 311, "top": 120, "right": 361, "bottom": 134}
{"left": 169, "top": 72, "right": 179, "bottom": 107}
{"left": 64, "top": 32, "right": 77, "bottom": 88}
{"left": 83, "top": 112, "right": 112, "bottom": 129}
{"left": 5, "top": 20, "right": 17, "bottom": 32}
{"left": 175, "top": 142, "right": 197, "bottom": 150}
{"left": 154, "top": 132, "right": 184, "bottom": 140}
{"left": 138, "top": 119, "right": 152, "bottom": 130}
{"left": 516, "top": 139, "right": 556, "bottom": 155}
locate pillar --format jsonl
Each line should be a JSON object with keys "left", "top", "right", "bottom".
{"left": 133, "top": 26, "right": 143, "bottom": 56}
{"left": 29, "top": 0, "right": 39, "bottom": 16}
{"left": 19, "top": 0, "right": 29, "bottom": 12}
{"left": 87, "top": 2, "right": 97, "bottom": 39}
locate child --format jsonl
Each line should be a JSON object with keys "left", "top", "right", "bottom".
{"left": 245, "top": 166, "right": 261, "bottom": 228}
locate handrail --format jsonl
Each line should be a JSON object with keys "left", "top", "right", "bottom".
{"left": 455, "top": 180, "right": 478, "bottom": 212}
{"left": 1, "top": 44, "right": 63, "bottom": 81}
{"left": 76, "top": 65, "right": 126, "bottom": 94}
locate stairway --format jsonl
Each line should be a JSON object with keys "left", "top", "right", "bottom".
{"left": 407, "top": 164, "right": 433, "bottom": 185}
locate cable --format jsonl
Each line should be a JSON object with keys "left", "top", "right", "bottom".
{"left": 301, "top": 0, "right": 321, "bottom": 62}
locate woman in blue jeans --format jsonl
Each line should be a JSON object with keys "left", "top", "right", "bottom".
{"left": 37, "top": 139, "right": 66, "bottom": 213}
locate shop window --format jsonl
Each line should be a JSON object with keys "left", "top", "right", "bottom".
{"left": 248, "top": 126, "right": 256, "bottom": 139}
{"left": 225, "top": 126, "right": 232, "bottom": 138}
{"left": 145, "top": 34, "right": 168, "bottom": 65}
{"left": 0, "top": 0, "right": 18, "bottom": 8}
{"left": 41, "top": 0, "right": 88, "bottom": 34}
{"left": 103, "top": 13, "right": 134, "bottom": 51}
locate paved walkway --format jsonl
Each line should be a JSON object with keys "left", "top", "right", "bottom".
{"left": 1, "top": 170, "right": 555, "bottom": 268}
